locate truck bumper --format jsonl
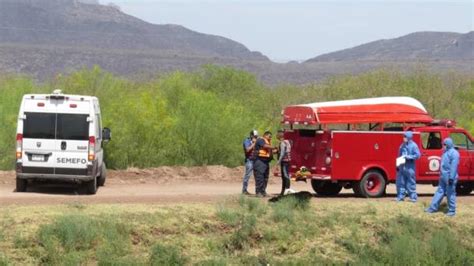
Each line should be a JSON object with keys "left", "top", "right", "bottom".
{"left": 309, "top": 174, "right": 332, "bottom": 180}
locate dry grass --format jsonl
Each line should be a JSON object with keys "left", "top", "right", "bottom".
{"left": 0, "top": 199, "right": 473, "bottom": 265}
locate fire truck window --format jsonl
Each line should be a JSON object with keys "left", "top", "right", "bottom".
{"left": 449, "top": 132, "right": 469, "bottom": 150}
{"left": 421, "top": 132, "right": 442, "bottom": 150}
{"left": 299, "top": 130, "right": 316, "bottom": 138}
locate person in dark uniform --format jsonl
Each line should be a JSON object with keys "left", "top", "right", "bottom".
{"left": 253, "top": 131, "right": 273, "bottom": 197}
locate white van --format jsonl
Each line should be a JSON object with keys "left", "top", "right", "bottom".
{"left": 15, "top": 90, "right": 111, "bottom": 194}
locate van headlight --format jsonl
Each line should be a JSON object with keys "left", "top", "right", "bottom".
{"left": 325, "top": 157, "right": 331, "bottom": 165}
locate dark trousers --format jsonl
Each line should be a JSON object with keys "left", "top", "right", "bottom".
{"left": 253, "top": 159, "right": 269, "bottom": 194}
{"left": 280, "top": 162, "right": 290, "bottom": 195}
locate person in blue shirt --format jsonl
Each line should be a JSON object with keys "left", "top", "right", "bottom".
{"left": 396, "top": 131, "right": 421, "bottom": 202}
{"left": 241, "top": 130, "right": 258, "bottom": 195}
{"left": 425, "top": 138, "right": 460, "bottom": 216}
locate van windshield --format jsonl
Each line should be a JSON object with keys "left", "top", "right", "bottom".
{"left": 23, "top": 112, "right": 89, "bottom": 140}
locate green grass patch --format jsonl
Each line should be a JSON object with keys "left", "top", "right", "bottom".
{"left": 0, "top": 253, "right": 9, "bottom": 266}
{"left": 36, "top": 214, "right": 133, "bottom": 265}
{"left": 0, "top": 200, "right": 473, "bottom": 265}
{"left": 149, "top": 243, "right": 188, "bottom": 265}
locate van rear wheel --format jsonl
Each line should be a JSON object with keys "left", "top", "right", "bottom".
{"left": 97, "top": 163, "right": 107, "bottom": 187}
{"left": 16, "top": 178, "right": 27, "bottom": 192}
{"left": 356, "top": 170, "right": 386, "bottom": 198}
{"left": 85, "top": 178, "right": 97, "bottom": 195}
{"left": 456, "top": 182, "right": 473, "bottom": 195}
{"left": 311, "top": 180, "right": 342, "bottom": 196}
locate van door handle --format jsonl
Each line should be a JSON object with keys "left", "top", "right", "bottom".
{"left": 61, "top": 141, "right": 67, "bottom": 151}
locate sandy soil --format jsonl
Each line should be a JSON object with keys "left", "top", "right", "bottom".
{"left": 0, "top": 167, "right": 473, "bottom": 206}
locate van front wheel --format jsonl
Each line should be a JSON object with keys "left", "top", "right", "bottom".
{"left": 85, "top": 178, "right": 97, "bottom": 195}
{"left": 16, "top": 177, "right": 27, "bottom": 192}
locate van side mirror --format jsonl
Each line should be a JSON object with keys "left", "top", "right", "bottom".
{"left": 103, "top": 128, "right": 112, "bottom": 142}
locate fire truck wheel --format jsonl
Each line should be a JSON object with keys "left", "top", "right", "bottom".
{"left": 456, "top": 182, "right": 473, "bottom": 195}
{"left": 357, "top": 170, "right": 386, "bottom": 198}
{"left": 311, "top": 180, "right": 343, "bottom": 196}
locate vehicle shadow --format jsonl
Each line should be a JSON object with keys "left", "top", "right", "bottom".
{"left": 317, "top": 192, "right": 473, "bottom": 198}
{"left": 18, "top": 181, "right": 93, "bottom": 196}
{"left": 271, "top": 191, "right": 473, "bottom": 199}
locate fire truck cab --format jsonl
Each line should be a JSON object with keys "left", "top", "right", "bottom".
{"left": 282, "top": 97, "right": 474, "bottom": 198}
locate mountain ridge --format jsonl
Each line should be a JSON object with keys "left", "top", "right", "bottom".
{"left": 0, "top": 0, "right": 472, "bottom": 84}
{"left": 0, "top": 0, "right": 268, "bottom": 61}
{"left": 306, "top": 31, "right": 474, "bottom": 63}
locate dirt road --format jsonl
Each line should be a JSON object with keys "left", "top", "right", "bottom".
{"left": 1, "top": 168, "right": 473, "bottom": 205}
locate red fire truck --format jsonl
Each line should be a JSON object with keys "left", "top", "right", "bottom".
{"left": 281, "top": 97, "right": 474, "bottom": 198}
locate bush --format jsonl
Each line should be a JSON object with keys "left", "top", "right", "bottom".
{"left": 38, "top": 215, "right": 99, "bottom": 252}
{"left": 345, "top": 214, "right": 474, "bottom": 265}
{"left": 0, "top": 66, "right": 472, "bottom": 170}
{"left": 37, "top": 214, "right": 132, "bottom": 265}
{"left": 0, "top": 253, "right": 9, "bottom": 266}
{"left": 217, "top": 196, "right": 268, "bottom": 252}
{"left": 149, "top": 243, "right": 188, "bottom": 266}
{"left": 430, "top": 230, "right": 474, "bottom": 266}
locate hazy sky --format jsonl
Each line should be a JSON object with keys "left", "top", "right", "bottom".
{"left": 101, "top": 0, "right": 474, "bottom": 62}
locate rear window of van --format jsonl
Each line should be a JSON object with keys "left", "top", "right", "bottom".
{"left": 23, "top": 112, "right": 89, "bottom": 140}
{"left": 23, "top": 113, "right": 55, "bottom": 139}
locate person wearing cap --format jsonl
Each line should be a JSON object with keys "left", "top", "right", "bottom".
{"left": 396, "top": 131, "right": 421, "bottom": 202}
{"left": 241, "top": 130, "right": 258, "bottom": 195}
{"left": 425, "top": 138, "right": 460, "bottom": 216}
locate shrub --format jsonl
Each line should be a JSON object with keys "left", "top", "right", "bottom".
{"left": 0, "top": 253, "right": 9, "bottom": 266}
{"left": 38, "top": 215, "right": 99, "bottom": 252}
{"left": 347, "top": 214, "right": 474, "bottom": 265}
{"left": 149, "top": 243, "right": 188, "bottom": 266}
{"left": 37, "top": 214, "right": 131, "bottom": 265}
{"left": 1, "top": 66, "right": 472, "bottom": 170}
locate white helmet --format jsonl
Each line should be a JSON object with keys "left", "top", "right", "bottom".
{"left": 250, "top": 130, "right": 258, "bottom": 137}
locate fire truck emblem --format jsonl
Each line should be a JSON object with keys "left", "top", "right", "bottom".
{"left": 428, "top": 156, "right": 441, "bottom": 172}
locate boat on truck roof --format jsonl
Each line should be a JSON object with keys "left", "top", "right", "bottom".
{"left": 282, "top": 96, "right": 433, "bottom": 126}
